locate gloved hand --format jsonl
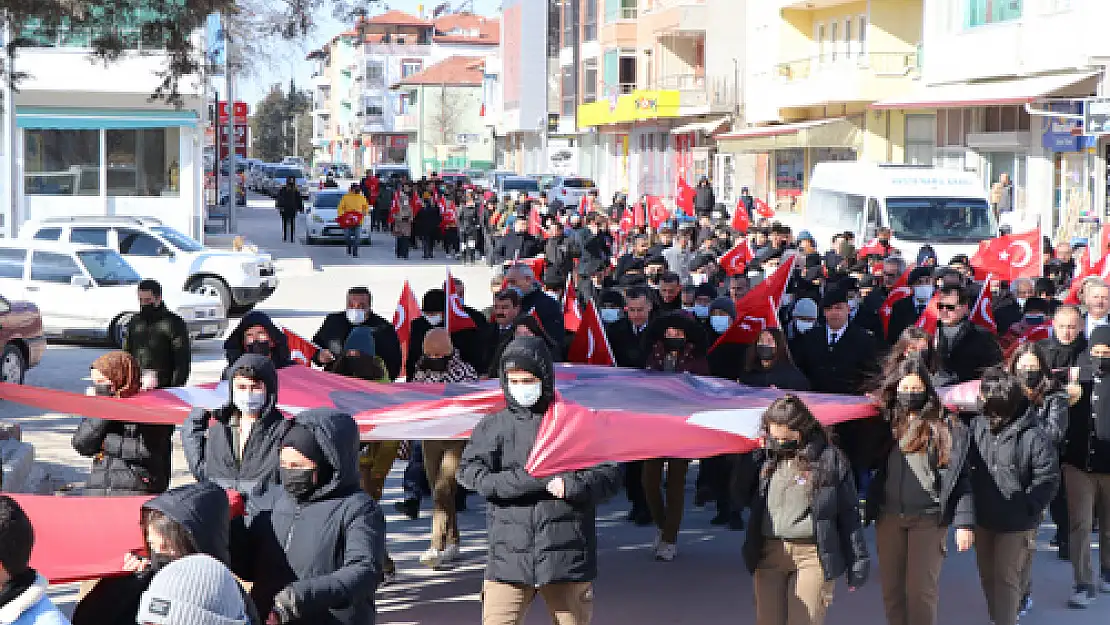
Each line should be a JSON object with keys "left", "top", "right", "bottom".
{"left": 847, "top": 558, "right": 870, "bottom": 589}
{"left": 268, "top": 587, "right": 299, "bottom": 624}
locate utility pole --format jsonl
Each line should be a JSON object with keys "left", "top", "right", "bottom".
{"left": 1, "top": 18, "right": 15, "bottom": 238}
{"left": 224, "top": 12, "right": 238, "bottom": 232}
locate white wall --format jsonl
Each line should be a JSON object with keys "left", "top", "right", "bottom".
{"left": 743, "top": 1, "right": 783, "bottom": 123}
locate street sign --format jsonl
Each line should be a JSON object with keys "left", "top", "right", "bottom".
{"left": 216, "top": 101, "right": 249, "bottom": 125}
{"left": 217, "top": 123, "right": 248, "bottom": 158}
{"left": 1084, "top": 97, "right": 1110, "bottom": 135}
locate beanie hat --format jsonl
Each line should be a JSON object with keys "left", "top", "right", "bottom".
{"left": 0, "top": 495, "right": 33, "bottom": 576}
{"left": 282, "top": 424, "right": 329, "bottom": 473}
{"left": 821, "top": 287, "right": 849, "bottom": 309}
{"left": 709, "top": 297, "right": 736, "bottom": 318}
{"left": 694, "top": 283, "right": 718, "bottom": 300}
{"left": 136, "top": 554, "right": 249, "bottom": 625}
{"left": 792, "top": 298, "right": 818, "bottom": 319}
{"left": 343, "top": 326, "right": 377, "bottom": 358}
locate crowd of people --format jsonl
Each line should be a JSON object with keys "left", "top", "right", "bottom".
{"left": 3, "top": 178, "right": 1110, "bottom": 625}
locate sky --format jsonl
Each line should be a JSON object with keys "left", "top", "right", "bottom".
{"left": 236, "top": 0, "right": 503, "bottom": 106}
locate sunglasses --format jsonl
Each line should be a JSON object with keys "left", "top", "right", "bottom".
{"left": 937, "top": 303, "right": 958, "bottom": 311}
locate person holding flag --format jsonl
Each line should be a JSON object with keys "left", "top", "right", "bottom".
{"left": 311, "top": 287, "right": 403, "bottom": 381}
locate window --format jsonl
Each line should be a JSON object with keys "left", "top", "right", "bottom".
{"left": 583, "top": 0, "right": 597, "bottom": 42}
{"left": 905, "top": 114, "right": 937, "bottom": 166}
{"left": 33, "top": 228, "right": 61, "bottom": 241}
{"left": 844, "top": 19, "right": 852, "bottom": 59}
{"left": 937, "top": 108, "right": 973, "bottom": 147}
{"left": 24, "top": 130, "right": 99, "bottom": 195}
{"left": 70, "top": 228, "right": 109, "bottom": 247}
{"left": 401, "top": 61, "right": 422, "bottom": 78}
{"left": 830, "top": 22, "right": 838, "bottom": 61}
{"left": 365, "top": 61, "right": 385, "bottom": 85}
{"left": 816, "top": 23, "right": 826, "bottom": 62}
{"left": 562, "top": 0, "right": 576, "bottom": 47}
{"left": 583, "top": 59, "right": 598, "bottom": 103}
{"left": 77, "top": 250, "right": 141, "bottom": 285}
{"left": 0, "top": 249, "right": 26, "bottom": 279}
{"left": 561, "top": 67, "right": 576, "bottom": 116}
{"left": 117, "top": 230, "right": 165, "bottom": 256}
{"left": 105, "top": 129, "right": 180, "bottom": 197}
{"left": 966, "top": 0, "right": 1023, "bottom": 27}
{"left": 364, "top": 97, "right": 385, "bottom": 118}
{"left": 30, "top": 252, "right": 81, "bottom": 284}
{"left": 858, "top": 15, "right": 868, "bottom": 57}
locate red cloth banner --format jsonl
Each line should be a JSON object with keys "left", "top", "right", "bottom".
{"left": 566, "top": 300, "right": 615, "bottom": 366}
{"left": 970, "top": 228, "right": 1042, "bottom": 281}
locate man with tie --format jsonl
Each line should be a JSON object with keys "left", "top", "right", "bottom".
{"left": 606, "top": 286, "right": 655, "bottom": 369}
{"left": 481, "top": 289, "right": 522, "bottom": 376}
{"left": 792, "top": 287, "right": 879, "bottom": 394}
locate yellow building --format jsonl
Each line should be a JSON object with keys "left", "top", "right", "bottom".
{"left": 718, "top": 0, "right": 923, "bottom": 210}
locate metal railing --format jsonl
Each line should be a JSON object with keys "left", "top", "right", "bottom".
{"left": 775, "top": 51, "right": 920, "bottom": 81}
{"left": 18, "top": 25, "right": 169, "bottom": 52}
{"left": 364, "top": 43, "right": 432, "bottom": 56}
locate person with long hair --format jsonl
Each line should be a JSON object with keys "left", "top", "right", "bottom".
{"left": 879, "top": 327, "right": 937, "bottom": 383}
{"left": 968, "top": 367, "right": 1060, "bottom": 625}
{"left": 865, "top": 356, "right": 975, "bottom": 625}
{"left": 734, "top": 395, "right": 869, "bottom": 625}
{"left": 739, "top": 329, "right": 810, "bottom": 391}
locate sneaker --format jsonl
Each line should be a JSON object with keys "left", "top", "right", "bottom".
{"left": 1068, "top": 586, "right": 1096, "bottom": 609}
{"left": 442, "top": 543, "right": 460, "bottom": 563}
{"left": 419, "top": 548, "right": 444, "bottom": 569}
{"left": 652, "top": 530, "right": 662, "bottom": 551}
{"left": 654, "top": 542, "right": 677, "bottom": 562}
{"left": 1018, "top": 593, "right": 1033, "bottom": 617}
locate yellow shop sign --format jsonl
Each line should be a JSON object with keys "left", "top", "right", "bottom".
{"left": 578, "top": 90, "right": 681, "bottom": 127}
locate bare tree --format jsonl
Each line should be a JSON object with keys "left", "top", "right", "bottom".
{"left": 425, "top": 84, "right": 466, "bottom": 149}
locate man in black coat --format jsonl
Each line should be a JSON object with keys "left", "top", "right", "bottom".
{"left": 312, "top": 286, "right": 403, "bottom": 380}
{"left": 605, "top": 286, "right": 654, "bottom": 370}
{"left": 542, "top": 221, "right": 581, "bottom": 286}
{"left": 1038, "top": 304, "right": 1086, "bottom": 371}
{"left": 576, "top": 215, "right": 611, "bottom": 278}
{"left": 457, "top": 337, "right": 621, "bottom": 623}
{"left": 245, "top": 409, "right": 385, "bottom": 624}
{"left": 693, "top": 176, "right": 715, "bottom": 217}
{"left": 124, "top": 279, "right": 190, "bottom": 388}
{"left": 505, "top": 263, "right": 565, "bottom": 346}
{"left": 885, "top": 266, "right": 935, "bottom": 344}
{"left": 482, "top": 289, "right": 522, "bottom": 376}
{"left": 495, "top": 217, "right": 542, "bottom": 263}
{"left": 405, "top": 288, "right": 485, "bottom": 380}
{"left": 792, "top": 287, "right": 879, "bottom": 394}
{"left": 223, "top": 311, "right": 294, "bottom": 372}
{"left": 934, "top": 284, "right": 1003, "bottom": 385}
{"left": 276, "top": 177, "right": 304, "bottom": 242}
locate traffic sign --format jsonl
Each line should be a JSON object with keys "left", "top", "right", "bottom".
{"left": 215, "top": 101, "right": 249, "bottom": 125}
{"left": 1083, "top": 97, "right": 1110, "bottom": 135}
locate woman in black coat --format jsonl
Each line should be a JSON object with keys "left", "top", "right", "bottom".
{"left": 733, "top": 395, "right": 869, "bottom": 625}
{"left": 739, "top": 328, "right": 810, "bottom": 391}
{"left": 71, "top": 351, "right": 172, "bottom": 495}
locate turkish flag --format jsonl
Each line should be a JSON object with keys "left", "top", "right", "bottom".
{"left": 754, "top": 197, "right": 775, "bottom": 219}
{"left": 857, "top": 237, "right": 892, "bottom": 259}
{"left": 1063, "top": 247, "right": 1110, "bottom": 304}
{"left": 388, "top": 191, "right": 401, "bottom": 225}
{"left": 676, "top": 176, "right": 696, "bottom": 216}
{"left": 914, "top": 293, "right": 941, "bottom": 335}
{"left": 563, "top": 275, "right": 583, "bottom": 333}
{"left": 1004, "top": 323, "right": 1053, "bottom": 360}
{"left": 647, "top": 195, "right": 670, "bottom": 229}
{"left": 970, "top": 228, "right": 1042, "bottom": 281}
{"left": 731, "top": 200, "right": 750, "bottom": 233}
{"left": 393, "top": 280, "right": 421, "bottom": 372}
{"left": 710, "top": 254, "right": 796, "bottom": 351}
{"left": 282, "top": 328, "right": 319, "bottom": 366}
{"left": 718, "top": 240, "right": 755, "bottom": 276}
{"left": 969, "top": 279, "right": 997, "bottom": 334}
{"left": 879, "top": 269, "right": 913, "bottom": 338}
{"left": 619, "top": 205, "right": 635, "bottom": 234}
{"left": 566, "top": 299, "right": 616, "bottom": 366}
{"left": 445, "top": 268, "right": 477, "bottom": 332}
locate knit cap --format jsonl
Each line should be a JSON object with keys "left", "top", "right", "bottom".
{"left": 136, "top": 554, "right": 248, "bottom": 625}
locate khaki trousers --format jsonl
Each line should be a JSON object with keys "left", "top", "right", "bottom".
{"left": 481, "top": 580, "right": 594, "bottom": 625}
{"left": 358, "top": 441, "right": 400, "bottom": 500}
{"left": 753, "top": 539, "right": 834, "bottom": 625}
{"left": 1064, "top": 464, "right": 1110, "bottom": 588}
{"left": 423, "top": 439, "right": 466, "bottom": 550}
{"left": 875, "top": 514, "right": 948, "bottom": 625}
{"left": 973, "top": 527, "right": 1034, "bottom": 625}
{"left": 642, "top": 458, "right": 689, "bottom": 543}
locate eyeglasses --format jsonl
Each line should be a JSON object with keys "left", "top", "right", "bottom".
{"left": 937, "top": 303, "right": 958, "bottom": 311}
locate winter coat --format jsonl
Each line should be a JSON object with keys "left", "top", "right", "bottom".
{"left": 643, "top": 312, "right": 711, "bottom": 376}
{"left": 410, "top": 351, "right": 480, "bottom": 384}
{"left": 577, "top": 230, "right": 611, "bottom": 277}
{"left": 792, "top": 323, "right": 879, "bottom": 394}
{"left": 413, "top": 200, "right": 441, "bottom": 237}
{"left": 706, "top": 336, "right": 747, "bottom": 382}
{"left": 738, "top": 362, "right": 811, "bottom": 391}
{"left": 1063, "top": 356, "right": 1110, "bottom": 474}
{"left": 392, "top": 206, "right": 413, "bottom": 238}
{"left": 123, "top": 303, "right": 191, "bottom": 388}
{"left": 1027, "top": 391, "right": 1069, "bottom": 447}
{"left": 71, "top": 416, "right": 173, "bottom": 495}
{"left": 694, "top": 184, "right": 715, "bottom": 215}
{"left": 520, "top": 288, "right": 566, "bottom": 347}
{"left": 934, "top": 320, "right": 1004, "bottom": 385}
{"left": 0, "top": 574, "right": 69, "bottom": 625}
{"left": 244, "top": 409, "right": 385, "bottom": 625}
{"left": 404, "top": 310, "right": 487, "bottom": 380}
{"left": 864, "top": 414, "right": 975, "bottom": 529}
{"left": 312, "top": 311, "right": 403, "bottom": 381}
{"left": 495, "top": 232, "right": 543, "bottom": 263}
{"left": 224, "top": 311, "right": 294, "bottom": 372}
{"left": 457, "top": 337, "right": 622, "bottom": 586}
{"left": 276, "top": 186, "right": 304, "bottom": 216}
{"left": 1037, "top": 335, "right": 1088, "bottom": 371}
{"left": 183, "top": 354, "right": 291, "bottom": 497}
{"left": 734, "top": 439, "right": 870, "bottom": 583}
{"left": 604, "top": 319, "right": 650, "bottom": 369}
{"left": 542, "top": 235, "right": 580, "bottom": 284}
{"left": 968, "top": 409, "right": 1060, "bottom": 532}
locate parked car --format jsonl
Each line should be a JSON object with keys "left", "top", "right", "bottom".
{"left": 488, "top": 170, "right": 517, "bottom": 193}
{"left": 269, "top": 165, "right": 309, "bottom": 198}
{"left": 439, "top": 172, "right": 471, "bottom": 188}
{"left": 20, "top": 216, "right": 277, "bottom": 314}
{"left": 0, "top": 294, "right": 46, "bottom": 384}
{"left": 0, "top": 240, "right": 226, "bottom": 347}
{"left": 371, "top": 164, "right": 412, "bottom": 183}
{"left": 545, "top": 176, "right": 595, "bottom": 209}
{"left": 303, "top": 189, "right": 373, "bottom": 245}
{"left": 497, "top": 176, "right": 542, "bottom": 201}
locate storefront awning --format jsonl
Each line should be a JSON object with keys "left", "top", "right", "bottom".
{"left": 714, "top": 118, "right": 861, "bottom": 152}
{"left": 870, "top": 72, "right": 1098, "bottom": 110}
{"left": 670, "top": 116, "right": 729, "bottom": 136}
{"left": 16, "top": 107, "right": 200, "bottom": 129}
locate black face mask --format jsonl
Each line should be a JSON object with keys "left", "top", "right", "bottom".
{"left": 663, "top": 337, "right": 686, "bottom": 353}
{"left": 280, "top": 467, "right": 316, "bottom": 502}
{"left": 148, "top": 552, "right": 174, "bottom": 573}
{"left": 94, "top": 382, "right": 114, "bottom": 397}
{"left": 755, "top": 345, "right": 775, "bottom": 362}
{"left": 766, "top": 438, "right": 801, "bottom": 457}
{"left": 1095, "top": 355, "right": 1110, "bottom": 375}
{"left": 897, "top": 391, "right": 928, "bottom": 411}
{"left": 878, "top": 238, "right": 890, "bottom": 246}
{"left": 245, "top": 341, "right": 272, "bottom": 358}
{"left": 422, "top": 355, "right": 450, "bottom": 372}
{"left": 1018, "top": 369, "right": 1043, "bottom": 389}
{"left": 140, "top": 303, "right": 158, "bottom": 316}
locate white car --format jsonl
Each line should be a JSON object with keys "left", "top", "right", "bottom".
{"left": 21, "top": 217, "right": 278, "bottom": 313}
{"left": 545, "top": 176, "right": 596, "bottom": 209}
{"left": 0, "top": 240, "right": 226, "bottom": 347}
{"left": 303, "top": 189, "right": 372, "bottom": 245}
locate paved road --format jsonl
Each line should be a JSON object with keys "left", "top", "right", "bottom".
{"left": 3, "top": 196, "right": 1108, "bottom": 624}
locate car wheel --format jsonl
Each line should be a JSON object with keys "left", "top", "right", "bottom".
{"left": 188, "top": 276, "right": 232, "bottom": 313}
{"left": 0, "top": 344, "right": 26, "bottom": 384}
{"left": 109, "top": 313, "right": 133, "bottom": 349}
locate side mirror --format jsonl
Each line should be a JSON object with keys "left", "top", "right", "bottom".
{"left": 70, "top": 275, "right": 93, "bottom": 288}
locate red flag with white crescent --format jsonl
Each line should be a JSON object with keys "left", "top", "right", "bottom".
{"left": 753, "top": 197, "right": 775, "bottom": 219}
{"left": 718, "top": 240, "right": 754, "bottom": 276}
{"left": 282, "top": 328, "right": 319, "bottom": 366}
{"left": 1004, "top": 323, "right": 1053, "bottom": 360}
{"left": 879, "top": 269, "right": 912, "bottom": 339}
{"left": 566, "top": 299, "right": 615, "bottom": 366}
{"left": 969, "top": 277, "right": 997, "bottom": 334}
{"left": 731, "top": 200, "right": 750, "bottom": 233}
{"left": 563, "top": 275, "right": 583, "bottom": 333}
{"left": 710, "top": 255, "right": 795, "bottom": 351}
{"left": 970, "top": 228, "right": 1042, "bottom": 281}
{"left": 914, "top": 293, "right": 941, "bottom": 335}
{"left": 445, "top": 268, "right": 477, "bottom": 332}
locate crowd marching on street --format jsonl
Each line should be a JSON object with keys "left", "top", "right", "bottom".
{"left": 6, "top": 169, "right": 1110, "bottom": 625}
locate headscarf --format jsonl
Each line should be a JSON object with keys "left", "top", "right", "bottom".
{"left": 91, "top": 351, "right": 141, "bottom": 397}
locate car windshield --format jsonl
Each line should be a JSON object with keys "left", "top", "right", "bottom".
{"left": 77, "top": 250, "right": 141, "bottom": 286}
{"left": 886, "top": 197, "right": 997, "bottom": 243}
{"left": 152, "top": 226, "right": 205, "bottom": 253}
{"left": 275, "top": 168, "right": 304, "bottom": 179}
{"left": 313, "top": 193, "right": 343, "bottom": 209}
{"left": 563, "top": 178, "right": 593, "bottom": 188}
{"left": 503, "top": 179, "right": 540, "bottom": 192}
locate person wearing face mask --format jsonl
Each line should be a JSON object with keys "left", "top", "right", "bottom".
{"left": 244, "top": 410, "right": 385, "bottom": 625}
{"left": 311, "top": 287, "right": 403, "bottom": 380}
{"left": 740, "top": 329, "right": 810, "bottom": 391}
{"left": 71, "top": 351, "right": 173, "bottom": 496}
{"left": 183, "top": 354, "right": 290, "bottom": 499}
{"left": 733, "top": 396, "right": 870, "bottom": 625}
{"left": 968, "top": 368, "right": 1060, "bottom": 625}
{"left": 0, "top": 496, "right": 72, "bottom": 625}
{"left": 865, "top": 357, "right": 975, "bottom": 625}
{"left": 72, "top": 482, "right": 261, "bottom": 625}
{"left": 706, "top": 297, "right": 745, "bottom": 381}
{"left": 886, "top": 266, "right": 936, "bottom": 345}
{"left": 786, "top": 297, "right": 819, "bottom": 344}
{"left": 598, "top": 289, "right": 625, "bottom": 326}
{"left": 458, "top": 337, "right": 621, "bottom": 625}
{"left": 404, "top": 288, "right": 483, "bottom": 380}
{"left": 222, "top": 311, "right": 293, "bottom": 373}
{"left": 689, "top": 283, "right": 717, "bottom": 322}
{"left": 934, "top": 285, "right": 1004, "bottom": 386}
{"left": 124, "top": 279, "right": 190, "bottom": 390}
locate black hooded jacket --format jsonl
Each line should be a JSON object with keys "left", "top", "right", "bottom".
{"left": 245, "top": 409, "right": 385, "bottom": 625}
{"left": 183, "top": 354, "right": 291, "bottom": 497}
{"left": 968, "top": 409, "right": 1060, "bottom": 532}
{"left": 224, "top": 311, "right": 294, "bottom": 373}
{"left": 71, "top": 416, "right": 172, "bottom": 496}
{"left": 1063, "top": 353, "right": 1110, "bottom": 474}
{"left": 123, "top": 302, "right": 191, "bottom": 388}
{"left": 457, "top": 337, "right": 622, "bottom": 587}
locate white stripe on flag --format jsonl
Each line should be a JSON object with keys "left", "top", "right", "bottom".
{"left": 686, "top": 408, "right": 765, "bottom": 439}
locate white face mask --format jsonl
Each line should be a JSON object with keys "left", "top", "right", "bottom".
{"left": 848, "top": 297, "right": 860, "bottom": 314}
{"left": 692, "top": 305, "right": 710, "bottom": 319}
{"left": 346, "top": 308, "right": 367, "bottom": 325}
{"left": 690, "top": 273, "right": 708, "bottom": 286}
{"left": 913, "top": 284, "right": 934, "bottom": 302}
{"left": 795, "top": 319, "right": 815, "bottom": 333}
{"left": 710, "top": 315, "right": 732, "bottom": 333}
{"left": 425, "top": 313, "right": 444, "bottom": 326}
{"left": 600, "top": 308, "right": 621, "bottom": 323}
{"left": 509, "top": 382, "right": 543, "bottom": 408}
{"left": 233, "top": 389, "right": 267, "bottom": 416}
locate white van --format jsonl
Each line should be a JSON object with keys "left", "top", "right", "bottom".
{"left": 805, "top": 163, "right": 997, "bottom": 264}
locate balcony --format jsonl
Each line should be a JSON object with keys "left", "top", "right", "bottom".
{"left": 601, "top": 0, "right": 638, "bottom": 45}
{"left": 652, "top": 73, "right": 709, "bottom": 109}
{"left": 773, "top": 51, "right": 920, "bottom": 109}
{"left": 640, "top": 0, "right": 707, "bottom": 34}
{"left": 364, "top": 43, "right": 432, "bottom": 57}
{"left": 395, "top": 112, "right": 420, "bottom": 133}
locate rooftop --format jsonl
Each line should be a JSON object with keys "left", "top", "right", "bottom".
{"left": 365, "top": 10, "right": 433, "bottom": 27}
{"left": 394, "top": 56, "right": 485, "bottom": 87}
{"left": 432, "top": 12, "right": 500, "bottom": 45}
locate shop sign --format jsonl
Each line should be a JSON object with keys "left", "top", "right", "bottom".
{"left": 1085, "top": 97, "right": 1110, "bottom": 135}
{"left": 577, "top": 90, "right": 681, "bottom": 128}
{"left": 1044, "top": 101, "right": 1095, "bottom": 152}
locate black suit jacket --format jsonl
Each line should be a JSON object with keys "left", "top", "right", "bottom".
{"left": 605, "top": 319, "right": 650, "bottom": 369}
{"left": 792, "top": 323, "right": 879, "bottom": 394}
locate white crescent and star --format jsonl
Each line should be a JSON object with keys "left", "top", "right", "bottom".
{"left": 394, "top": 305, "right": 406, "bottom": 329}
{"left": 998, "top": 240, "right": 1033, "bottom": 267}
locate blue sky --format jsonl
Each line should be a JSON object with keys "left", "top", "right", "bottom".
{"left": 237, "top": 0, "right": 503, "bottom": 105}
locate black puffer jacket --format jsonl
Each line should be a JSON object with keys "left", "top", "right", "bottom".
{"left": 71, "top": 417, "right": 172, "bottom": 495}
{"left": 864, "top": 414, "right": 975, "bottom": 528}
{"left": 1027, "top": 390, "right": 1069, "bottom": 447}
{"left": 123, "top": 302, "right": 191, "bottom": 388}
{"left": 457, "top": 337, "right": 622, "bottom": 586}
{"left": 1063, "top": 357, "right": 1110, "bottom": 474}
{"left": 968, "top": 409, "right": 1060, "bottom": 533}
{"left": 734, "top": 439, "right": 869, "bottom": 583}
{"left": 245, "top": 409, "right": 385, "bottom": 625}
{"left": 224, "top": 311, "right": 294, "bottom": 372}
{"left": 935, "top": 320, "right": 1003, "bottom": 385}
{"left": 183, "top": 354, "right": 291, "bottom": 497}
